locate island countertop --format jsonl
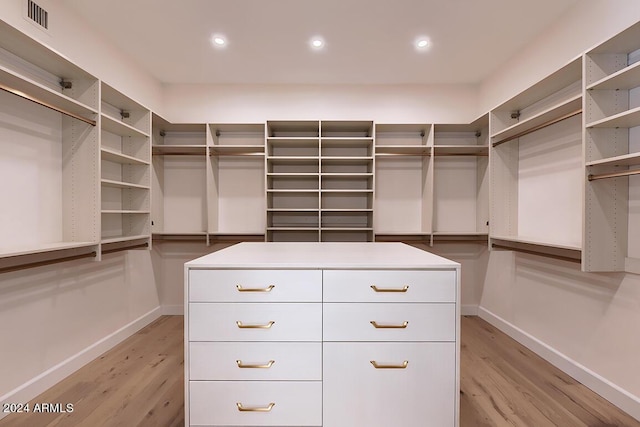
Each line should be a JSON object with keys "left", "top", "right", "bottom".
{"left": 185, "top": 242, "right": 460, "bottom": 270}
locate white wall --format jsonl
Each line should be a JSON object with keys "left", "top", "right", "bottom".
{"left": 0, "top": 251, "right": 160, "bottom": 411}
{"left": 162, "top": 83, "right": 479, "bottom": 124}
{"left": 0, "top": 0, "right": 163, "bottom": 114}
{"left": 480, "top": 0, "right": 640, "bottom": 112}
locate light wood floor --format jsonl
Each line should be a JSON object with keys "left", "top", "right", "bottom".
{"left": 1, "top": 315, "right": 638, "bottom": 427}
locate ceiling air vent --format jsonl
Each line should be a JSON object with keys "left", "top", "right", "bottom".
{"left": 27, "top": 0, "right": 48, "bottom": 30}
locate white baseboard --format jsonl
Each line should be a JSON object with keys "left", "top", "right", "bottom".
{"left": 461, "top": 304, "right": 479, "bottom": 316}
{"left": 478, "top": 306, "right": 640, "bottom": 421}
{"left": 0, "top": 306, "right": 162, "bottom": 418}
{"left": 161, "top": 304, "right": 184, "bottom": 315}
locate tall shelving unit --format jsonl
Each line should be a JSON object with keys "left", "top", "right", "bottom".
{"left": 209, "top": 123, "right": 265, "bottom": 242}
{"left": 266, "top": 121, "right": 321, "bottom": 242}
{"left": 100, "top": 82, "right": 151, "bottom": 252}
{"left": 320, "top": 121, "right": 374, "bottom": 242}
{"left": 374, "top": 124, "right": 433, "bottom": 241}
{"left": 433, "top": 114, "right": 489, "bottom": 244}
{"left": 152, "top": 115, "right": 207, "bottom": 242}
{"left": 0, "top": 19, "right": 100, "bottom": 272}
{"left": 583, "top": 21, "right": 640, "bottom": 273}
{"left": 489, "top": 57, "right": 583, "bottom": 261}
{"left": 265, "top": 120, "right": 374, "bottom": 242}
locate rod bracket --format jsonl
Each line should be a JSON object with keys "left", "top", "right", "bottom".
{"left": 510, "top": 111, "right": 520, "bottom": 119}
{"left": 59, "top": 79, "right": 72, "bottom": 89}
{"left": 120, "top": 110, "right": 130, "bottom": 119}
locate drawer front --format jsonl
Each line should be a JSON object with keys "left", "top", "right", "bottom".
{"left": 190, "top": 342, "right": 321, "bottom": 381}
{"left": 323, "top": 303, "right": 455, "bottom": 342}
{"left": 190, "top": 381, "right": 322, "bottom": 426}
{"left": 189, "top": 303, "right": 322, "bottom": 342}
{"left": 323, "top": 270, "right": 456, "bottom": 302}
{"left": 189, "top": 269, "right": 322, "bottom": 302}
{"left": 323, "top": 342, "right": 455, "bottom": 427}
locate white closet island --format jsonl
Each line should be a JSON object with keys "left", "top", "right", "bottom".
{"left": 184, "top": 242, "right": 461, "bottom": 427}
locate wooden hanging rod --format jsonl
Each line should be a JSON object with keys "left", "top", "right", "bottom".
{"left": 0, "top": 251, "right": 97, "bottom": 274}
{"left": 102, "top": 242, "right": 149, "bottom": 255}
{"left": 492, "top": 244, "right": 581, "bottom": 263}
{"left": 0, "top": 83, "right": 97, "bottom": 126}
{"left": 375, "top": 153, "right": 431, "bottom": 157}
{"left": 209, "top": 152, "right": 265, "bottom": 157}
{"left": 492, "top": 109, "right": 582, "bottom": 147}
{"left": 588, "top": 168, "right": 640, "bottom": 181}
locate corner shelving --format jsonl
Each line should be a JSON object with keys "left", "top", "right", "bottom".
{"left": 489, "top": 57, "right": 583, "bottom": 257}
{"left": 433, "top": 114, "right": 490, "bottom": 244}
{"left": 0, "top": 19, "right": 100, "bottom": 272}
{"left": 100, "top": 82, "right": 151, "bottom": 251}
{"left": 374, "top": 123, "right": 432, "bottom": 240}
{"left": 583, "top": 21, "right": 640, "bottom": 272}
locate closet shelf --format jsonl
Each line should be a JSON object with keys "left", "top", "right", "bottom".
{"left": 586, "top": 60, "right": 640, "bottom": 91}
{"left": 433, "top": 145, "right": 489, "bottom": 156}
{"left": 375, "top": 145, "right": 431, "bottom": 156}
{"left": 210, "top": 145, "right": 264, "bottom": 156}
{"left": 321, "top": 172, "right": 373, "bottom": 177}
{"left": 0, "top": 242, "right": 97, "bottom": 259}
{"left": 101, "top": 179, "right": 149, "bottom": 190}
{"left": 101, "top": 113, "right": 149, "bottom": 138}
{"left": 0, "top": 66, "right": 98, "bottom": 125}
{"left": 101, "top": 235, "right": 149, "bottom": 245}
{"left": 586, "top": 152, "right": 640, "bottom": 168}
{"left": 152, "top": 145, "right": 206, "bottom": 155}
{"left": 101, "top": 210, "right": 151, "bottom": 214}
{"left": 586, "top": 105, "right": 640, "bottom": 128}
{"left": 491, "top": 235, "right": 581, "bottom": 251}
{"left": 101, "top": 148, "right": 149, "bottom": 165}
{"left": 491, "top": 95, "right": 582, "bottom": 145}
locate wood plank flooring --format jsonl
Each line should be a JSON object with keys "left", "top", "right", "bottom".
{"left": 0, "top": 315, "right": 638, "bottom": 426}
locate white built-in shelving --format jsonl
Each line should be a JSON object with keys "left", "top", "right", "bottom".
{"left": 584, "top": 21, "right": 640, "bottom": 272}
{"left": 100, "top": 82, "right": 151, "bottom": 251}
{"left": 266, "top": 121, "right": 374, "bottom": 242}
{"left": 209, "top": 123, "right": 265, "bottom": 240}
{"left": 0, "top": 20, "right": 100, "bottom": 272}
{"left": 151, "top": 115, "right": 207, "bottom": 241}
{"left": 374, "top": 123, "right": 432, "bottom": 240}
{"left": 433, "top": 114, "right": 490, "bottom": 244}
{"left": 489, "top": 57, "right": 583, "bottom": 260}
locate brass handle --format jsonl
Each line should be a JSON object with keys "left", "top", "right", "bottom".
{"left": 370, "top": 360, "right": 409, "bottom": 369}
{"left": 370, "top": 285, "right": 409, "bottom": 293}
{"left": 236, "top": 360, "right": 275, "bottom": 369}
{"left": 370, "top": 321, "right": 409, "bottom": 329}
{"left": 236, "top": 402, "right": 275, "bottom": 412}
{"left": 236, "top": 284, "right": 275, "bottom": 292}
{"left": 236, "top": 321, "right": 275, "bottom": 329}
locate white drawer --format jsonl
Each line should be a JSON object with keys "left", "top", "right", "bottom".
{"left": 323, "top": 303, "right": 455, "bottom": 342}
{"left": 323, "top": 342, "right": 455, "bottom": 427}
{"left": 189, "top": 303, "right": 322, "bottom": 342}
{"left": 189, "top": 269, "right": 322, "bottom": 302}
{"left": 190, "top": 342, "right": 321, "bottom": 381}
{"left": 190, "top": 381, "right": 322, "bottom": 426}
{"left": 323, "top": 270, "right": 456, "bottom": 302}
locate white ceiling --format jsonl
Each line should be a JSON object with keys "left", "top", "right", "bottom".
{"left": 60, "top": 0, "right": 580, "bottom": 86}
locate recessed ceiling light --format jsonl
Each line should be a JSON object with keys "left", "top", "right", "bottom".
{"left": 211, "top": 34, "right": 227, "bottom": 47}
{"left": 415, "top": 37, "right": 430, "bottom": 51}
{"left": 310, "top": 37, "right": 325, "bottom": 50}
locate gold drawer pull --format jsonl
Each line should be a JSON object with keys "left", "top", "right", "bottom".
{"left": 370, "top": 285, "right": 409, "bottom": 293}
{"left": 236, "top": 360, "right": 275, "bottom": 369}
{"left": 236, "top": 321, "right": 275, "bottom": 329}
{"left": 370, "top": 321, "right": 409, "bottom": 329}
{"left": 236, "top": 402, "right": 275, "bottom": 412}
{"left": 236, "top": 284, "right": 275, "bottom": 292}
{"left": 370, "top": 360, "right": 409, "bottom": 369}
